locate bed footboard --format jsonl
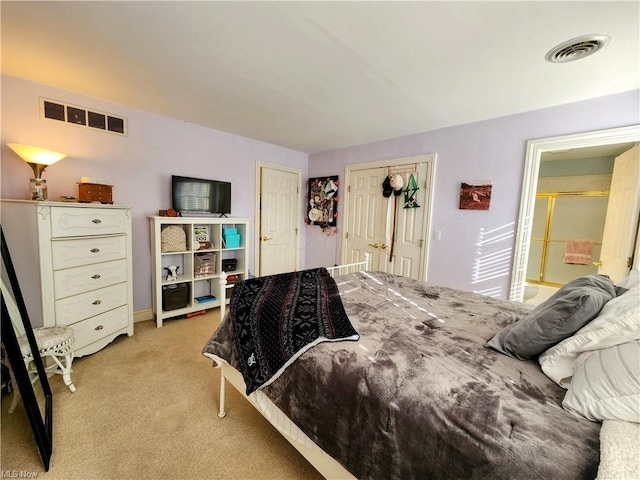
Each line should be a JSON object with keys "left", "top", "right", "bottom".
{"left": 210, "top": 257, "right": 369, "bottom": 479}
{"left": 326, "top": 252, "right": 370, "bottom": 277}
{"left": 218, "top": 253, "right": 370, "bottom": 320}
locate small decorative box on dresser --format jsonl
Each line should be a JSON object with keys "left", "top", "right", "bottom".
{"left": 1, "top": 200, "right": 134, "bottom": 357}
{"left": 77, "top": 183, "right": 114, "bottom": 204}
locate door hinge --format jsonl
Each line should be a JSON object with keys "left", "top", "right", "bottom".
{"left": 345, "top": 232, "right": 349, "bottom": 239}
{"left": 348, "top": 185, "right": 351, "bottom": 193}
{"left": 628, "top": 256, "right": 634, "bottom": 268}
{"left": 419, "top": 239, "right": 423, "bottom": 248}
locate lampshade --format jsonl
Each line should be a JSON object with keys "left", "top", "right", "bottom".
{"left": 7, "top": 143, "right": 67, "bottom": 201}
{"left": 7, "top": 143, "right": 67, "bottom": 178}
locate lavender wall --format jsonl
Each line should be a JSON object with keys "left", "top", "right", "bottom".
{"left": 0, "top": 75, "right": 308, "bottom": 313}
{"left": 308, "top": 89, "right": 639, "bottom": 298}
{"left": 2, "top": 74, "right": 637, "bottom": 311}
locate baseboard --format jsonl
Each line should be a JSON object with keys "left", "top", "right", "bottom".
{"left": 134, "top": 308, "right": 154, "bottom": 323}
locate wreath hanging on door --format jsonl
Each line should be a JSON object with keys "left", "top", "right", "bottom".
{"left": 306, "top": 175, "right": 339, "bottom": 235}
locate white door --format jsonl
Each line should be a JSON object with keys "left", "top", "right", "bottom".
{"left": 598, "top": 145, "right": 640, "bottom": 282}
{"left": 344, "top": 162, "right": 430, "bottom": 280}
{"left": 259, "top": 166, "right": 301, "bottom": 276}
{"left": 379, "top": 164, "right": 429, "bottom": 278}
{"left": 344, "top": 167, "right": 386, "bottom": 268}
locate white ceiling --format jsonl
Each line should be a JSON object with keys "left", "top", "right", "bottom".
{"left": 1, "top": 1, "right": 639, "bottom": 154}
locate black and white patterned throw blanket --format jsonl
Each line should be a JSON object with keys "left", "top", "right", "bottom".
{"left": 230, "top": 267, "right": 359, "bottom": 394}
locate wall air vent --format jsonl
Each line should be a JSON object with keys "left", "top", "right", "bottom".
{"left": 40, "top": 98, "right": 127, "bottom": 136}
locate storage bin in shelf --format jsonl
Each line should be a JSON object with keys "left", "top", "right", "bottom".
{"left": 162, "top": 282, "right": 191, "bottom": 311}
{"left": 223, "top": 227, "right": 241, "bottom": 248}
{"left": 194, "top": 251, "right": 216, "bottom": 278}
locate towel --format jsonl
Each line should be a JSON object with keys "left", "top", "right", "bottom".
{"left": 563, "top": 239, "right": 595, "bottom": 265}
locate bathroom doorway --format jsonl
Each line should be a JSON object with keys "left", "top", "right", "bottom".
{"left": 511, "top": 125, "right": 640, "bottom": 303}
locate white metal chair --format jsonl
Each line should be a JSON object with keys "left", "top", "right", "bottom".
{"left": 1, "top": 277, "right": 76, "bottom": 413}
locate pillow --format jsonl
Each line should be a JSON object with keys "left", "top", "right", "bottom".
{"left": 562, "top": 340, "right": 640, "bottom": 423}
{"left": 539, "top": 285, "right": 640, "bottom": 387}
{"left": 486, "top": 275, "right": 616, "bottom": 360}
{"left": 617, "top": 268, "right": 640, "bottom": 292}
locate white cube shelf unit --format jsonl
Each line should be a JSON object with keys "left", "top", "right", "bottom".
{"left": 148, "top": 216, "right": 250, "bottom": 327}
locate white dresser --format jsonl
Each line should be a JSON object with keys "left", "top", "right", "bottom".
{"left": 1, "top": 200, "right": 134, "bottom": 357}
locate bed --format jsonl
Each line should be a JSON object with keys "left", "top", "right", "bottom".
{"left": 203, "top": 264, "right": 639, "bottom": 480}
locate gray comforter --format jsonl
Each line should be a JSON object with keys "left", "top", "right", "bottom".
{"left": 204, "top": 271, "right": 600, "bottom": 479}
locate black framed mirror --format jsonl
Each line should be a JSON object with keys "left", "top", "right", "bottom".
{"left": 1, "top": 225, "right": 53, "bottom": 471}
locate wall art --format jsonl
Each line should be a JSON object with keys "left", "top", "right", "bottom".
{"left": 459, "top": 182, "right": 492, "bottom": 210}
{"left": 306, "top": 176, "right": 339, "bottom": 231}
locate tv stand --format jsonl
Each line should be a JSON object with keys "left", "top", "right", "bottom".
{"left": 148, "top": 216, "right": 249, "bottom": 327}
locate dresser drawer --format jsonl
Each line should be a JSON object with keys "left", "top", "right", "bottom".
{"left": 54, "top": 259, "right": 127, "bottom": 299}
{"left": 71, "top": 305, "right": 129, "bottom": 351}
{"left": 52, "top": 235, "right": 126, "bottom": 270}
{"left": 55, "top": 283, "right": 127, "bottom": 326}
{"left": 51, "top": 207, "right": 129, "bottom": 237}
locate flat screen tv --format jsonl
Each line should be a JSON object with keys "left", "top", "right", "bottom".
{"left": 172, "top": 175, "right": 231, "bottom": 216}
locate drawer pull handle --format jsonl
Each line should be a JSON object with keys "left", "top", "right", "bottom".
{"left": 92, "top": 219, "right": 102, "bottom": 224}
{"left": 90, "top": 248, "right": 100, "bottom": 253}
{"left": 91, "top": 274, "right": 101, "bottom": 279}
{"left": 92, "top": 300, "right": 102, "bottom": 305}
{"left": 94, "top": 325, "right": 104, "bottom": 331}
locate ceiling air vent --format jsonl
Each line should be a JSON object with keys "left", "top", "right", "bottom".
{"left": 545, "top": 34, "right": 611, "bottom": 63}
{"left": 40, "top": 98, "right": 127, "bottom": 136}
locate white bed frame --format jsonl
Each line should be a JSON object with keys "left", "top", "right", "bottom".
{"left": 209, "top": 255, "right": 370, "bottom": 480}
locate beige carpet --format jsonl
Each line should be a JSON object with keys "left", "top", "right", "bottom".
{"left": 1, "top": 311, "right": 323, "bottom": 480}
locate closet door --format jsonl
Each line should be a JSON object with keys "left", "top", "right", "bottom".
{"left": 344, "top": 162, "right": 430, "bottom": 280}
{"left": 379, "top": 163, "right": 429, "bottom": 278}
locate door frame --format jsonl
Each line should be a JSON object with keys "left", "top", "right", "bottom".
{"left": 342, "top": 154, "right": 437, "bottom": 280}
{"left": 254, "top": 161, "right": 303, "bottom": 277}
{"left": 510, "top": 124, "right": 640, "bottom": 301}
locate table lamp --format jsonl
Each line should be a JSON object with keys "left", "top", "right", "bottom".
{"left": 7, "top": 143, "right": 67, "bottom": 201}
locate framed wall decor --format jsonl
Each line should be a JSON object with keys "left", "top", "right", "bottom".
{"left": 459, "top": 182, "right": 492, "bottom": 210}
{"left": 306, "top": 176, "right": 339, "bottom": 228}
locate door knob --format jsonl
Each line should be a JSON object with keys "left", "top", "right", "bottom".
{"left": 592, "top": 260, "right": 603, "bottom": 267}
{"left": 368, "top": 243, "right": 379, "bottom": 248}
{"left": 262, "top": 236, "right": 272, "bottom": 241}
{"left": 380, "top": 244, "right": 388, "bottom": 249}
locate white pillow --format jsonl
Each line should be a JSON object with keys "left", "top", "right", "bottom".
{"left": 539, "top": 285, "right": 640, "bottom": 388}
{"left": 562, "top": 340, "right": 640, "bottom": 423}
{"left": 618, "top": 268, "right": 640, "bottom": 290}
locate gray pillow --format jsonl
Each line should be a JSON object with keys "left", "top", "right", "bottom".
{"left": 486, "top": 275, "right": 616, "bottom": 360}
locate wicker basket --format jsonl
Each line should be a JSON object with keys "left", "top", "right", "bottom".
{"left": 161, "top": 225, "right": 187, "bottom": 252}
